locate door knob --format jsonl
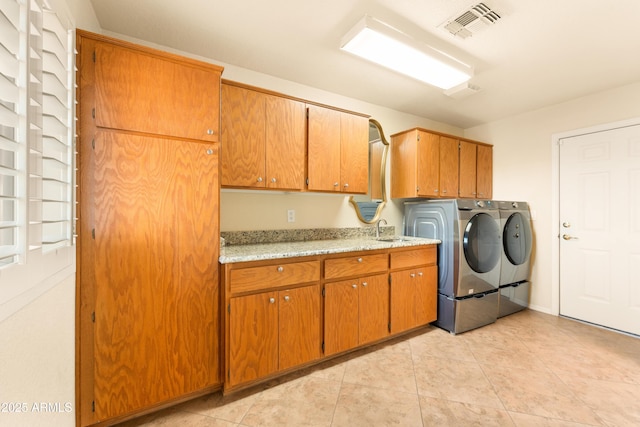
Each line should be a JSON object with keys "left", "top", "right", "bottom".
{"left": 562, "top": 234, "right": 578, "bottom": 240}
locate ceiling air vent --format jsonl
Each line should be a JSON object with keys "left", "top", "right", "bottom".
{"left": 443, "top": 3, "right": 501, "bottom": 39}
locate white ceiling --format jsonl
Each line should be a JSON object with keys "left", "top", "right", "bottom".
{"left": 89, "top": 0, "right": 640, "bottom": 128}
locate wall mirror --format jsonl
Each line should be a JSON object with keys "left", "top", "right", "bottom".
{"left": 350, "top": 119, "right": 389, "bottom": 224}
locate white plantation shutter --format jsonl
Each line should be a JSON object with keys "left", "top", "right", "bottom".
{"left": 0, "top": 0, "right": 23, "bottom": 266}
{"left": 41, "top": 5, "right": 72, "bottom": 251}
{"left": 0, "top": 0, "right": 73, "bottom": 264}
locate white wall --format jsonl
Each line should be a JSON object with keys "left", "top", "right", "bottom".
{"left": 0, "top": 2, "right": 100, "bottom": 427}
{"left": 464, "top": 82, "right": 640, "bottom": 313}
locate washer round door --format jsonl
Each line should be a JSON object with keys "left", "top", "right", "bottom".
{"left": 503, "top": 212, "right": 532, "bottom": 265}
{"left": 463, "top": 212, "right": 501, "bottom": 273}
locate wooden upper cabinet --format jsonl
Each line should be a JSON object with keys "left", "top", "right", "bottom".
{"left": 417, "top": 131, "right": 440, "bottom": 197}
{"left": 221, "top": 85, "right": 265, "bottom": 187}
{"left": 459, "top": 140, "right": 493, "bottom": 199}
{"left": 459, "top": 140, "right": 478, "bottom": 198}
{"left": 391, "top": 127, "right": 492, "bottom": 199}
{"left": 93, "top": 40, "right": 221, "bottom": 142}
{"left": 439, "top": 135, "right": 459, "bottom": 198}
{"left": 221, "top": 83, "right": 306, "bottom": 190}
{"left": 476, "top": 144, "right": 493, "bottom": 199}
{"left": 307, "top": 105, "right": 342, "bottom": 192}
{"left": 340, "top": 113, "right": 369, "bottom": 194}
{"left": 308, "top": 104, "right": 369, "bottom": 194}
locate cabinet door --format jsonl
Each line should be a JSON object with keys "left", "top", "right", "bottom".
{"left": 307, "top": 105, "right": 341, "bottom": 191}
{"left": 476, "top": 144, "right": 493, "bottom": 199}
{"left": 458, "top": 140, "right": 478, "bottom": 198}
{"left": 279, "top": 285, "right": 321, "bottom": 370}
{"left": 340, "top": 113, "right": 369, "bottom": 194}
{"left": 221, "top": 84, "right": 266, "bottom": 187}
{"left": 390, "top": 271, "right": 415, "bottom": 334}
{"left": 229, "top": 292, "right": 279, "bottom": 386}
{"left": 265, "top": 95, "right": 306, "bottom": 190}
{"left": 417, "top": 131, "right": 440, "bottom": 197}
{"left": 414, "top": 266, "right": 438, "bottom": 326}
{"left": 92, "top": 132, "right": 220, "bottom": 419}
{"left": 324, "top": 280, "right": 359, "bottom": 356}
{"left": 439, "top": 136, "right": 459, "bottom": 197}
{"left": 359, "top": 274, "right": 390, "bottom": 345}
{"left": 94, "top": 42, "right": 220, "bottom": 142}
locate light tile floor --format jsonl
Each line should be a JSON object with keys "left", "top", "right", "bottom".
{"left": 117, "top": 310, "right": 640, "bottom": 426}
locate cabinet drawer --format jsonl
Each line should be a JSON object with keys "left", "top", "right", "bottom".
{"left": 390, "top": 247, "right": 436, "bottom": 270}
{"left": 324, "top": 253, "right": 388, "bottom": 279}
{"left": 230, "top": 260, "right": 320, "bottom": 294}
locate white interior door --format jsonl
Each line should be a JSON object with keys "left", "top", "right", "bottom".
{"left": 559, "top": 124, "right": 640, "bottom": 336}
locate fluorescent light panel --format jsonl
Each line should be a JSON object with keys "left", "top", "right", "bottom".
{"left": 341, "top": 16, "right": 473, "bottom": 90}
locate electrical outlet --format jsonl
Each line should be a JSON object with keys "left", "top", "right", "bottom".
{"left": 287, "top": 209, "right": 295, "bottom": 223}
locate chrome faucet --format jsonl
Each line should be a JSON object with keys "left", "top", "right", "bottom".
{"left": 376, "top": 218, "right": 387, "bottom": 239}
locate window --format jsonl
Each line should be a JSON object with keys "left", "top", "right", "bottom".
{"left": 0, "top": 0, "right": 74, "bottom": 318}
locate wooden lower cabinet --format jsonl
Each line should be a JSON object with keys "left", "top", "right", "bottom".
{"left": 390, "top": 266, "right": 437, "bottom": 333}
{"left": 223, "top": 245, "right": 437, "bottom": 392}
{"left": 390, "top": 247, "right": 438, "bottom": 334}
{"left": 228, "top": 284, "right": 321, "bottom": 387}
{"left": 324, "top": 273, "right": 389, "bottom": 356}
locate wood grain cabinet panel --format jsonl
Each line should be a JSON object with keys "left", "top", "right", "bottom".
{"left": 439, "top": 135, "right": 459, "bottom": 198}
{"left": 92, "top": 131, "right": 220, "bottom": 420}
{"left": 221, "top": 83, "right": 306, "bottom": 190}
{"left": 476, "top": 144, "right": 493, "bottom": 199}
{"left": 391, "top": 127, "right": 492, "bottom": 199}
{"left": 77, "top": 30, "right": 224, "bottom": 427}
{"left": 308, "top": 104, "right": 369, "bottom": 194}
{"left": 278, "top": 285, "right": 322, "bottom": 370}
{"left": 324, "top": 273, "right": 389, "bottom": 356}
{"left": 229, "top": 260, "right": 320, "bottom": 293}
{"left": 324, "top": 279, "right": 360, "bottom": 355}
{"left": 459, "top": 140, "right": 478, "bottom": 198}
{"left": 94, "top": 42, "right": 220, "bottom": 142}
{"left": 229, "top": 292, "right": 279, "bottom": 386}
{"left": 324, "top": 253, "right": 388, "bottom": 279}
{"left": 390, "top": 246, "right": 437, "bottom": 334}
{"left": 227, "top": 284, "right": 321, "bottom": 388}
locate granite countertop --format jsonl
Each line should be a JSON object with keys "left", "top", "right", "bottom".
{"left": 219, "top": 236, "right": 440, "bottom": 264}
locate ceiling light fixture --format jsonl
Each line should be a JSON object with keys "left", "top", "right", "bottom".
{"left": 340, "top": 15, "right": 473, "bottom": 90}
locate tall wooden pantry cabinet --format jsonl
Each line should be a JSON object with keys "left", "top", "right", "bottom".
{"left": 76, "top": 30, "right": 223, "bottom": 426}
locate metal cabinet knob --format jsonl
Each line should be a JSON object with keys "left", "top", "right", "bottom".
{"left": 284, "top": 295, "right": 290, "bottom": 302}
{"left": 442, "top": 189, "right": 447, "bottom": 194}
{"left": 344, "top": 183, "right": 349, "bottom": 188}
{"left": 269, "top": 297, "right": 275, "bottom": 304}
{"left": 257, "top": 177, "right": 263, "bottom": 182}
{"left": 357, "top": 257, "right": 363, "bottom": 263}
{"left": 271, "top": 178, "right": 277, "bottom": 183}
{"left": 277, "top": 266, "right": 284, "bottom": 272}
{"left": 333, "top": 182, "right": 339, "bottom": 187}
{"left": 418, "top": 272, "right": 423, "bottom": 277}
{"left": 207, "top": 129, "right": 215, "bottom": 135}
{"left": 362, "top": 282, "right": 368, "bottom": 287}
{"left": 352, "top": 284, "right": 357, "bottom": 288}
{"left": 410, "top": 273, "right": 416, "bottom": 278}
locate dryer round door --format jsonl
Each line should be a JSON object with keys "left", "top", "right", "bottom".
{"left": 463, "top": 212, "right": 501, "bottom": 273}
{"left": 503, "top": 212, "right": 532, "bottom": 265}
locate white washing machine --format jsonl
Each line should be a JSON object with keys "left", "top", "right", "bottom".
{"left": 497, "top": 201, "right": 532, "bottom": 317}
{"left": 404, "top": 199, "right": 502, "bottom": 333}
